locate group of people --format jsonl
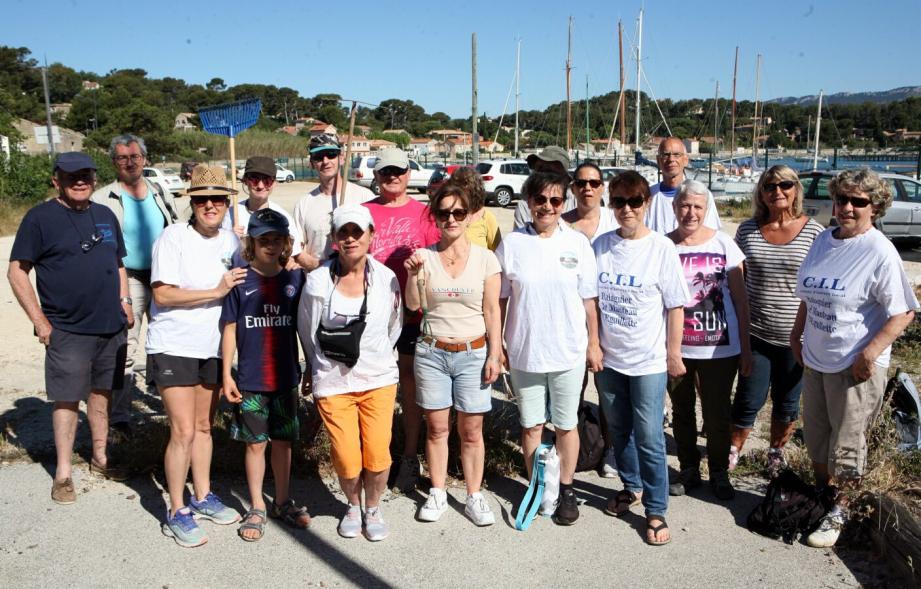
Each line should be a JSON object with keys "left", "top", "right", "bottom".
{"left": 9, "top": 131, "right": 917, "bottom": 550}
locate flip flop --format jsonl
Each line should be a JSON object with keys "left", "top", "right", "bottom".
{"left": 604, "top": 490, "right": 641, "bottom": 517}
{"left": 646, "top": 518, "right": 670, "bottom": 546}
{"left": 238, "top": 509, "right": 267, "bottom": 542}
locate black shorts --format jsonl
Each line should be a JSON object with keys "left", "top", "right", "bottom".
{"left": 146, "top": 353, "right": 222, "bottom": 389}
{"left": 45, "top": 329, "right": 127, "bottom": 402}
{"left": 396, "top": 322, "right": 421, "bottom": 356}
{"left": 230, "top": 388, "right": 300, "bottom": 443}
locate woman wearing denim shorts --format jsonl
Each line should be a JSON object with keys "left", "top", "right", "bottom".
{"left": 792, "top": 169, "right": 917, "bottom": 548}
{"left": 495, "top": 171, "right": 602, "bottom": 527}
{"left": 404, "top": 177, "right": 503, "bottom": 526}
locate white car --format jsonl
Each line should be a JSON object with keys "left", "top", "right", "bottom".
{"left": 235, "top": 163, "right": 296, "bottom": 183}
{"left": 475, "top": 159, "right": 530, "bottom": 206}
{"left": 349, "top": 156, "right": 433, "bottom": 195}
{"left": 143, "top": 167, "right": 184, "bottom": 195}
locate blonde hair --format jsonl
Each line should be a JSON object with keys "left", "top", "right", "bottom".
{"left": 752, "top": 165, "right": 804, "bottom": 223}
{"left": 241, "top": 234, "right": 294, "bottom": 266}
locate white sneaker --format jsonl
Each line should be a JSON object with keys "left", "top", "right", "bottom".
{"left": 338, "top": 504, "right": 362, "bottom": 538}
{"left": 464, "top": 492, "right": 495, "bottom": 526}
{"left": 418, "top": 487, "right": 448, "bottom": 522}
{"left": 601, "top": 447, "right": 617, "bottom": 478}
{"left": 363, "top": 506, "right": 389, "bottom": 542}
{"left": 807, "top": 510, "right": 846, "bottom": 548}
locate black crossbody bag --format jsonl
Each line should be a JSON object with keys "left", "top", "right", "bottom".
{"left": 315, "top": 261, "right": 369, "bottom": 368}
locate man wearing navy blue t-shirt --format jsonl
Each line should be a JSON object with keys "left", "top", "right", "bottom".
{"left": 8, "top": 152, "right": 133, "bottom": 505}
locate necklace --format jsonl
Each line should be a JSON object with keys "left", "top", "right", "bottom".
{"left": 439, "top": 245, "right": 468, "bottom": 267}
{"left": 59, "top": 200, "right": 101, "bottom": 252}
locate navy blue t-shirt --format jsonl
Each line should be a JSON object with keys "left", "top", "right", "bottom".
{"left": 220, "top": 266, "right": 303, "bottom": 392}
{"left": 10, "top": 200, "right": 127, "bottom": 334}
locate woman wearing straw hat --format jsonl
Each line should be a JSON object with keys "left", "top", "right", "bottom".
{"left": 147, "top": 165, "right": 244, "bottom": 547}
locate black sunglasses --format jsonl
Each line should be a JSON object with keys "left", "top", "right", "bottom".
{"left": 310, "top": 151, "right": 341, "bottom": 162}
{"left": 377, "top": 166, "right": 407, "bottom": 176}
{"left": 81, "top": 231, "right": 103, "bottom": 252}
{"left": 435, "top": 208, "right": 468, "bottom": 222}
{"left": 573, "top": 178, "right": 603, "bottom": 189}
{"left": 835, "top": 194, "right": 872, "bottom": 208}
{"left": 611, "top": 196, "right": 646, "bottom": 209}
{"left": 762, "top": 180, "right": 797, "bottom": 192}
{"left": 531, "top": 194, "right": 566, "bottom": 207}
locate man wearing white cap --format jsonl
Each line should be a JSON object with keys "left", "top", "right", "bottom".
{"left": 363, "top": 147, "right": 440, "bottom": 492}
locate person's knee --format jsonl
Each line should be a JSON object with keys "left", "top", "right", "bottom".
{"left": 170, "top": 425, "right": 196, "bottom": 448}
{"left": 247, "top": 441, "right": 268, "bottom": 454}
{"left": 427, "top": 419, "right": 450, "bottom": 441}
{"left": 458, "top": 422, "right": 483, "bottom": 445}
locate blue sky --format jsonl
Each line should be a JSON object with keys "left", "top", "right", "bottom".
{"left": 5, "top": 0, "right": 918, "bottom": 118}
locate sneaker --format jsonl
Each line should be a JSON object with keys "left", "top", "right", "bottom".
{"left": 766, "top": 448, "right": 787, "bottom": 478}
{"left": 418, "top": 487, "right": 448, "bottom": 522}
{"left": 363, "top": 506, "right": 389, "bottom": 541}
{"left": 189, "top": 492, "right": 241, "bottom": 525}
{"left": 393, "top": 455, "right": 421, "bottom": 493}
{"left": 710, "top": 469, "right": 736, "bottom": 500}
{"left": 600, "top": 447, "right": 618, "bottom": 478}
{"left": 338, "top": 504, "right": 362, "bottom": 538}
{"left": 162, "top": 508, "right": 208, "bottom": 548}
{"left": 728, "top": 446, "right": 740, "bottom": 472}
{"left": 669, "top": 467, "right": 702, "bottom": 496}
{"left": 552, "top": 488, "right": 580, "bottom": 525}
{"left": 464, "top": 492, "right": 495, "bottom": 527}
{"left": 51, "top": 478, "right": 76, "bottom": 505}
{"left": 807, "top": 510, "right": 846, "bottom": 548}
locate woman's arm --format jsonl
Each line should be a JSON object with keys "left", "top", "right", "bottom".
{"left": 584, "top": 297, "right": 603, "bottom": 373}
{"left": 499, "top": 297, "right": 509, "bottom": 370}
{"left": 152, "top": 267, "right": 247, "bottom": 307}
{"left": 852, "top": 310, "right": 916, "bottom": 381}
{"left": 402, "top": 252, "right": 425, "bottom": 312}
{"left": 728, "top": 263, "right": 752, "bottom": 376}
{"left": 790, "top": 301, "right": 807, "bottom": 366}
{"left": 482, "top": 273, "right": 503, "bottom": 383}
{"left": 666, "top": 306, "right": 686, "bottom": 378}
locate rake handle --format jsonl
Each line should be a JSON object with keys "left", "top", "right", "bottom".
{"left": 229, "top": 136, "right": 238, "bottom": 231}
{"left": 340, "top": 101, "right": 358, "bottom": 206}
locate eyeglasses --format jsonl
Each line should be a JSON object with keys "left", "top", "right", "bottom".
{"left": 377, "top": 166, "right": 407, "bottom": 176}
{"left": 113, "top": 154, "right": 144, "bottom": 165}
{"left": 658, "top": 152, "right": 685, "bottom": 160}
{"left": 530, "top": 194, "right": 566, "bottom": 207}
{"left": 191, "top": 196, "right": 229, "bottom": 207}
{"left": 310, "top": 151, "right": 341, "bottom": 162}
{"left": 434, "top": 208, "right": 468, "bottom": 222}
{"left": 611, "top": 196, "right": 646, "bottom": 209}
{"left": 762, "top": 180, "right": 797, "bottom": 192}
{"left": 244, "top": 174, "right": 275, "bottom": 186}
{"left": 835, "top": 194, "right": 872, "bottom": 208}
{"left": 573, "top": 179, "right": 603, "bottom": 189}
{"left": 80, "top": 231, "right": 103, "bottom": 252}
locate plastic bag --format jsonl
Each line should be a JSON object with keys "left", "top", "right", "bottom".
{"left": 539, "top": 446, "right": 560, "bottom": 516}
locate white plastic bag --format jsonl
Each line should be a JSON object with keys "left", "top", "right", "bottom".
{"left": 539, "top": 446, "right": 560, "bottom": 515}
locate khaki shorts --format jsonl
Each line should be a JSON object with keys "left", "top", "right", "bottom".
{"left": 802, "top": 366, "right": 886, "bottom": 480}
{"left": 316, "top": 384, "right": 397, "bottom": 479}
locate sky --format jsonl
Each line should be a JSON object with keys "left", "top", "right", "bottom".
{"left": 4, "top": 0, "right": 919, "bottom": 120}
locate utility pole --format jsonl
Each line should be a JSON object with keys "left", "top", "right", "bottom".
{"left": 634, "top": 9, "right": 643, "bottom": 158}
{"left": 730, "top": 46, "right": 739, "bottom": 168}
{"left": 618, "top": 19, "right": 626, "bottom": 148}
{"left": 514, "top": 38, "right": 520, "bottom": 157}
{"left": 472, "top": 33, "right": 479, "bottom": 166}
{"left": 565, "top": 16, "right": 573, "bottom": 153}
{"left": 42, "top": 56, "right": 55, "bottom": 156}
{"left": 585, "top": 75, "right": 590, "bottom": 153}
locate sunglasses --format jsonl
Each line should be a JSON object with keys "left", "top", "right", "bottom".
{"left": 573, "top": 179, "right": 603, "bottom": 189}
{"left": 335, "top": 225, "right": 366, "bottom": 240}
{"left": 435, "top": 208, "right": 468, "bottom": 222}
{"left": 191, "top": 196, "right": 229, "bottom": 207}
{"left": 835, "top": 194, "right": 872, "bottom": 208}
{"left": 377, "top": 166, "right": 407, "bottom": 176}
{"left": 611, "top": 196, "right": 646, "bottom": 209}
{"left": 244, "top": 174, "right": 275, "bottom": 186}
{"left": 310, "top": 151, "right": 341, "bottom": 162}
{"left": 80, "top": 231, "right": 104, "bottom": 253}
{"left": 762, "top": 180, "right": 797, "bottom": 192}
{"left": 531, "top": 194, "right": 566, "bottom": 207}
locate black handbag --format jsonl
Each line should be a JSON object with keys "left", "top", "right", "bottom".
{"left": 315, "top": 270, "right": 368, "bottom": 368}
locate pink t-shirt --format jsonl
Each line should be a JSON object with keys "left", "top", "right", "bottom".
{"left": 364, "top": 198, "right": 440, "bottom": 291}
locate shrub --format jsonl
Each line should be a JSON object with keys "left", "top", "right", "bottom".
{"left": 0, "top": 150, "right": 53, "bottom": 203}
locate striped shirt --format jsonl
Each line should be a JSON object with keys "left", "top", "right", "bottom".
{"left": 734, "top": 218, "right": 824, "bottom": 346}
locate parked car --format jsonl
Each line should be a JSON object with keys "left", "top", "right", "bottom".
{"left": 801, "top": 170, "right": 921, "bottom": 246}
{"left": 235, "top": 162, "right": 296, "bottom": 183}
{"left": 425, "top": 164, "right": 470, "bottom": 199}
{"left": 143, "top": 167, "right": 184, "bottom": 196}
{"left": 349, "top": 156, "right": 433, "bottom": 195}
{"left": 475, "top": 159, "right": 530, "bottom": 206}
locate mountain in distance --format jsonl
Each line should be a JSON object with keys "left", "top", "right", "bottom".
{"left": 767, "top": 86, "right": 921, "bottom": 106}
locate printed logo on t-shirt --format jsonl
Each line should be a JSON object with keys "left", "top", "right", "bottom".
{"left": 598, "top": 272, "right": 643, "bottom": 287}
{"left": 800, "top": 276, "right": 846, "bottom": 335}
{"left": 432, "top": 286, "right": 474, "bottom": 299}
{"left": 95, "top": 223, "right": 117, "bottom": 244}
{"left": 284, "top": 284, "right": 297, "bottom": 298}
{"left": 681, "top": 253, "right": 730, "bottom": 347}
{"left": 559, "top": 251, "right": 578, "bottom": 269}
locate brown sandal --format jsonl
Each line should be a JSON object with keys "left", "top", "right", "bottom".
{"left": 646, "top": 517, "right": 670, "bottom": 546}
{"left": 270, "top": 499, "right": 311, "bottom": 529}
{"left": 604, "top": 490, "right": 641, "bottom": 517}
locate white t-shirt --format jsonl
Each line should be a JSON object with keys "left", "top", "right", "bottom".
{"left": 795, "top": 227, "right": 919, "bottom": 372}
{"left": 222, "top": 199, "right": 302, "bottom": 256}
{"left": 292, "top": 182, "right": 374, "bottom": 261}
{"left": 645, "top": 182, "right": 721, "bottom": 234}
{"left": 496, "top": 223, "right": 598, "bottom": 372}
{"left": 566, "top": 207, "right": 620, "bottom": 245}
{"left": 593, "top": 230, "right": 691, "bottom": 375}
{"left": 147, "top": 224, "right": 241, "bottom": 359}
{"left": 675, "top": 232, "right": 746, "bottom": 359}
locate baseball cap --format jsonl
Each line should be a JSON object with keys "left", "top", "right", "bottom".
{"left": 54, "top": 152, "right": 97, "bottom": 173}
{"left": 373, "top": 148, "right": 409, "bottom": 172}
{"left": 247, "top": 208, "right": 290, "bottom": 237}
{"left": 309, "top": 133, "right": 341, "bottom": 154}
{"left": 244, "top": 156, "right": 276, "bottom": 178}
{"left": 526, "top": 146, "right": 570, "bottom": 173}
{"left": 331, "top": 204, "right": 374, "bottom": 232}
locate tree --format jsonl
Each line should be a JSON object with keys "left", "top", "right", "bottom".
{"left": 206, "top": 77, "right": 226, "bottom": 92}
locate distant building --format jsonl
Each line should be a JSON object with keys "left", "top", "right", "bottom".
{"left": 383, "top": 129, "right": 410, "bottom": 137}
{"left": 310, "top": 122, "right": 337, "bottom": 138}
{"left": 13, "top": 118, "right": 85, "bottom": 155}
{"left": 278, "top": 126, "right": 298, "bottom": 136}
{"left": 50, "top": 103, "right": 72, "bottom": 117}
{"left": 82, "top": 81, "right": 100, "bottom": 91}
{"left": 174, "top": 112, "right": 197, "bottom": 132}
{"left": 342, "top": 135, "right": 371, "bottom": 157}
{"left": 369, "top": 139, "right": 397, "bottom": 152}
{"left": 409, "top": 137, "right": 437, "bottom": 157}
{"left": 683, "top": 139, "right": 700, "bottom": 154}
{"left": 479, "top": 139, "right": 504, "bottom": 154}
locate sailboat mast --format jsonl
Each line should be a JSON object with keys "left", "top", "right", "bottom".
{"left": 585, "top": 75, "right": 590, "bottom": 153}
{"left": 730, "top": 46, "right": 738, "bottom": 169}
{"left": 566, "top": 16, "right": 573, "bottom": 153}
{"left": 813, "top": 90, "right": 824, "bottom": 170}
{"left": 618, "top": 19, "right": 626, "bottom": 148}
{"left": 714, "top": 81, "right": 719, "bottom": 154}
{"left": 634, "top": 9, "right": 643, "bottom": 158}
{"left": 752, "top": 53, "right": 761, "bottom": 166}
{"left": 471, "top": 33, "right": 479, "bottom": 166}
{"left": 514, "top": 39, "right": 520, "bottom": 157}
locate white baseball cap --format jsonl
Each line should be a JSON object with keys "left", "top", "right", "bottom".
{"left": 331, "top": 203, "right": 374, "bottom": 232}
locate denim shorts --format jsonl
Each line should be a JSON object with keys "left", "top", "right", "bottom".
{"left": 510, "top": 365, "right": 583, "bottom": 430}
{"left": 413, "top": 340, "right": 492, "bottom": 413}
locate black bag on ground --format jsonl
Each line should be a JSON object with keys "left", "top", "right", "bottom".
{"left": 884, "top": 369, "right": 921, "bottom": 451}
{"left": 746, "top": 469, "right": 835, "bottom": 544}
{"left": 575, "top": 403, "right": 606, "bottom": 472}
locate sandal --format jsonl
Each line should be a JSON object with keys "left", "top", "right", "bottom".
{"left": 237, "top": 509, "right": 266, "bottom": 542}
{"left": 604, "top": 490, "right": 641, "bottom": 517}
{"left": 270, "top": 498, "right": 311, "bottom": 529}
{"left": 646, "top": 517, "right": 670, "bottom": 546}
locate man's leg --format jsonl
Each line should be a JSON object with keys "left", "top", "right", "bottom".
{"left": 86, "top": 389, "right": 111, "bottom": 466}
{"left": 111, "top": 275, "right": 148, "bottom": 427}
{"left": 52, "top": 401, "right": 80, "bottom": 481}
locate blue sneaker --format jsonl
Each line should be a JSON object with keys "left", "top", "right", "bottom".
{"left": 190, "top": 492, "right": 241, "bottom": 525}
{"left": 162, "top": 508, "right": 208, "bottom": 548}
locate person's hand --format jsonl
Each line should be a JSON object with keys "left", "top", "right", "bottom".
{"left": 35, "top": 318, "right": 53, "bottom": 347}
{"left": 232, "top": 225, "right": 245, "bottom": 239}
{"left": 223, "top": 377, "right": 242, "bottom": 403}
{"left": 851, "top": 349, "right": 877, "bottom": 383}
{"left": 217, "top": 267, "right": 247, "bottom": 296}
{"left": 300, "top": 371, "right": 313, "bottom": 397}
{"left": 284, "top": 256, "right": 300, "bottom": 271}
{"left": 404, "top": 253, "right": 425, "bottom": 277}
{"left": 739, "top": 350, "right": 753, "bottom": 378}
{"left": 791, "top": 338, "right": 804, "bottom": 367}
{"left": 667, "top": 353, "right": 686, "bottom": 378}
{"left": 483, "top": 355, "right": 502, "bottom": 384}
{"left": 586, "top": 341, "right": 603, "bottom": 373}
{"left": 122, "top": 300, "right": 135, "bottom": 329}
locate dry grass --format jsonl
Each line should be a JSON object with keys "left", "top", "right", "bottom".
{"left": 0, "top": 200, "right": 35, "bottom": 236}
{"left": 715, "top": 198, "right": 751, "bottom": 222}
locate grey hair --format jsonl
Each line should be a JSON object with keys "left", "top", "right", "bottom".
{"left": 674, "top": 179, "right": 710, "bottom": 209}
{"left": 109, "top": 134, "right": 148, "bottom": 158}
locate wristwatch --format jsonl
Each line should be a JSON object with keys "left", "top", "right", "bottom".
{"left": 120, "top": 297, "right": 133, "bottom": 305}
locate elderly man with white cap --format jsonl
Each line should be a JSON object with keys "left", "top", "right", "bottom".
{"left": 362, "top": 147, "right": 440, "bottom": 492}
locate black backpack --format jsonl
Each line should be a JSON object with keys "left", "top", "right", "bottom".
{"left": 746, "top": 469, "right": 836, "bottom": 544}
{"left": 575, "top": 403, "right": 606, "bottom": 472}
